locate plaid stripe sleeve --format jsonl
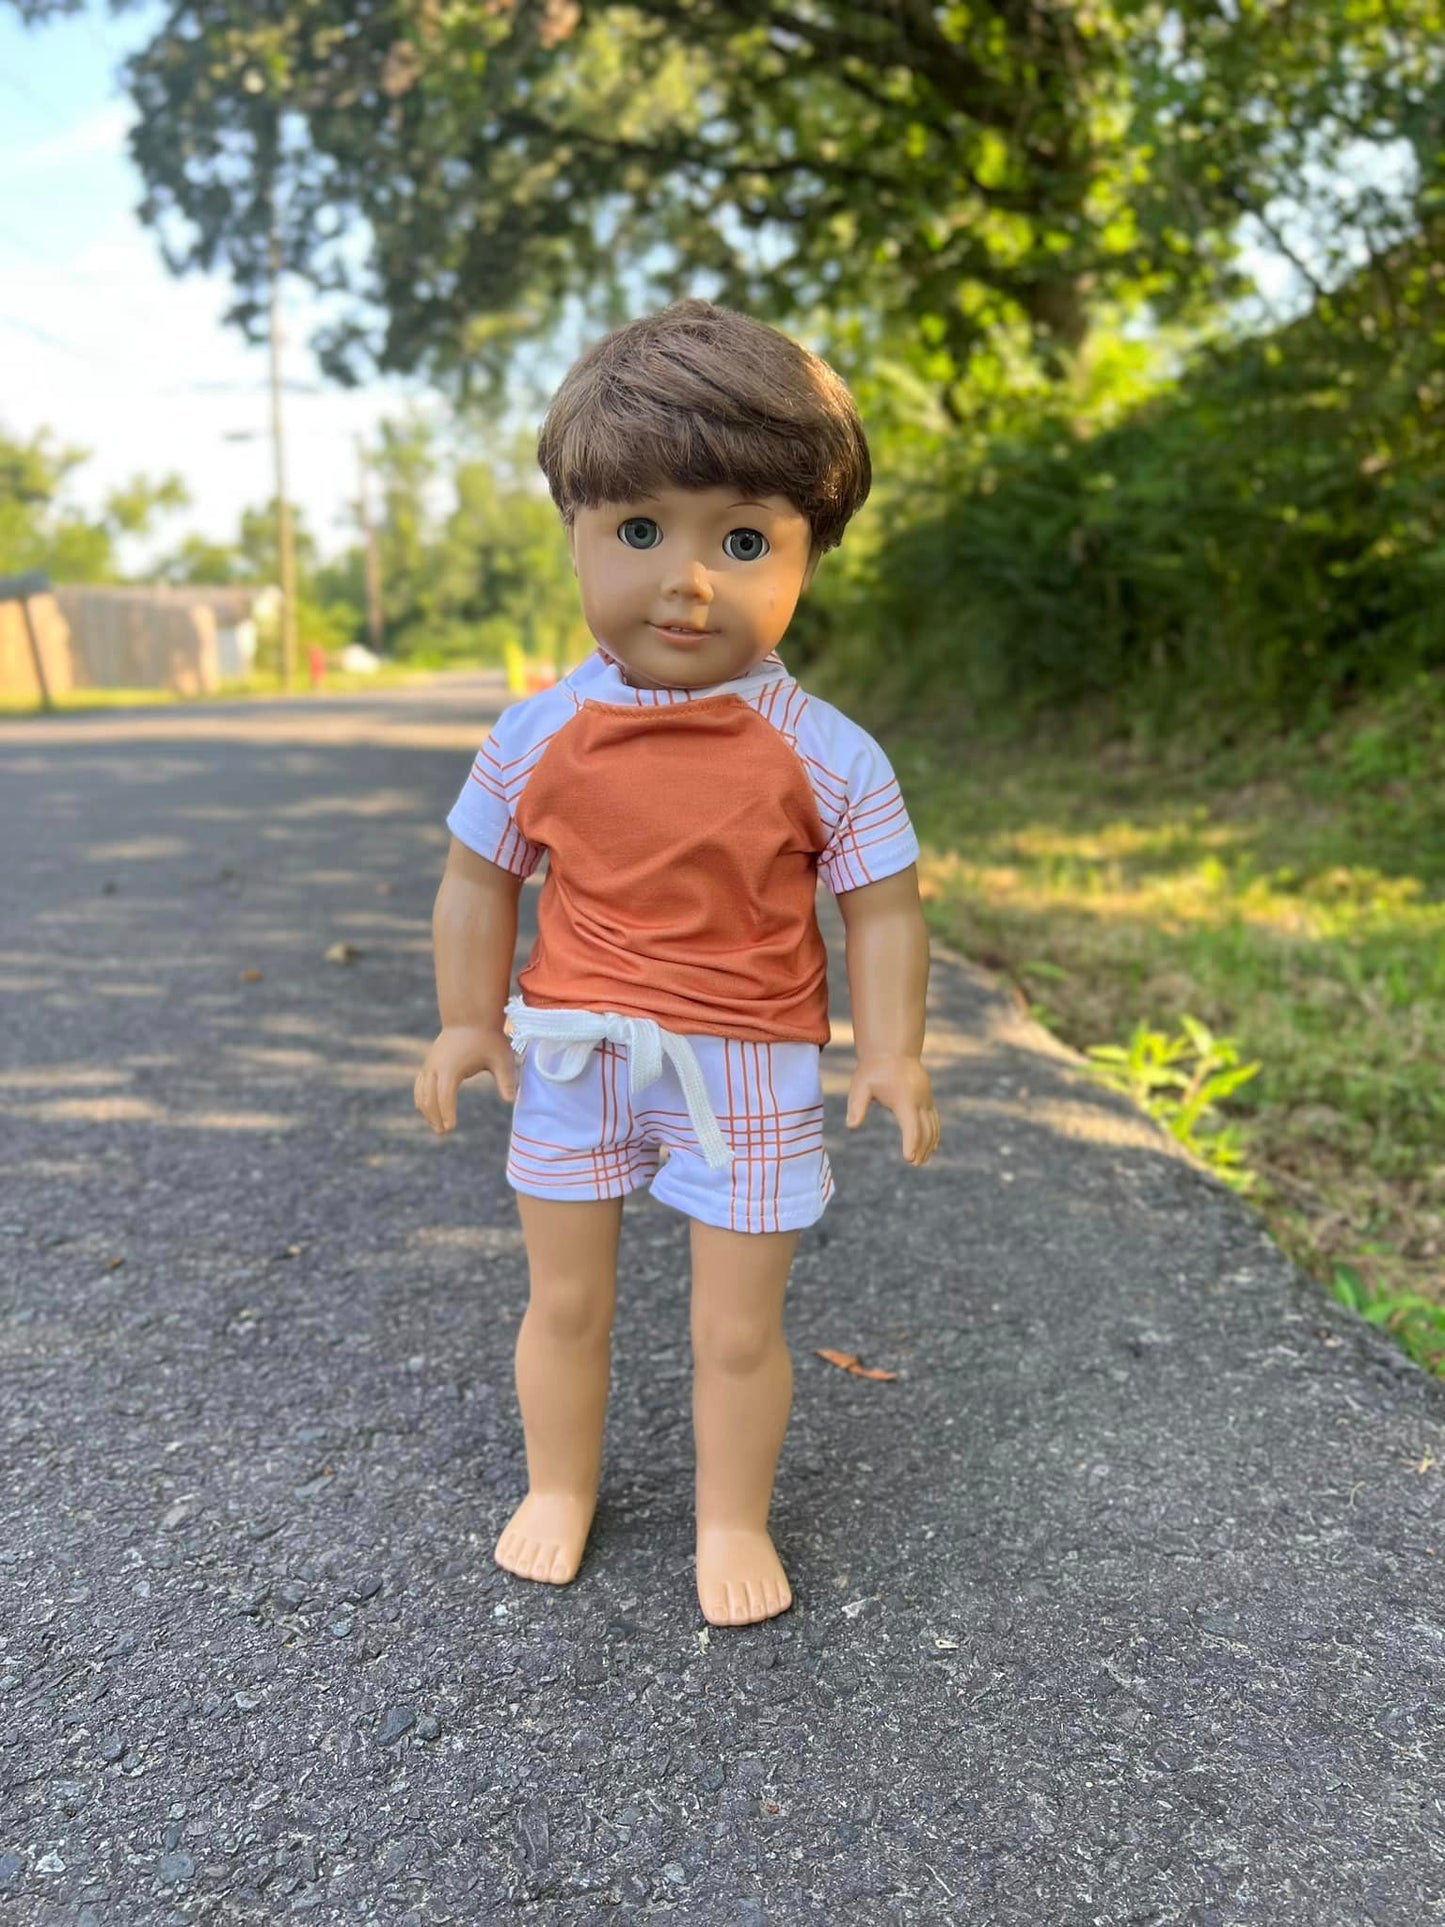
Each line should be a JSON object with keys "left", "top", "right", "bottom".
{"left": 794, "top": 692, "right": 920, "bottom": 896}
{"left": 445, "top": 691, "right": 567, "bottom": 877}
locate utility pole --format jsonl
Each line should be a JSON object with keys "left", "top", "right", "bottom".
{"left": 267, "top": 186, "right": 299, "bottom": 690}
{"left": 356, "top": 434, "right": 385, "bottom": 657}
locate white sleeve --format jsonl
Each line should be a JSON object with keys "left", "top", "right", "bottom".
{"left": 796, "top": 695, "right": 920, "bottom": 895}
{"left": 444, "top": 697, "right": 552, "bottom": 878}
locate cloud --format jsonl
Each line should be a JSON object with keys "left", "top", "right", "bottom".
{"left": 0, "top": 103, "right": 134, "bottom": 179}
{"left": 70, "top": 237, "right": 156, "bottom": 277}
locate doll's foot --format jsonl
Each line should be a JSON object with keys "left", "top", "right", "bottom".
{"left": 695, "top": 1524, "right": 793, "bottom": 1626}
{"left": 494, "top": 1490, "right": 596, "bottom": 1585}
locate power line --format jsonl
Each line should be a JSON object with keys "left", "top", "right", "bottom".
{"left": 155, "top": 378, "right": 326, "bottom": 397}
{"left": 0, "top": 311, "right": 100, "bottom": 363}
{"left": 0, "top": 217, "right": 63, "bottom": 267}
{"left": 0, "top": 68, "right": 72, "bottom": 132}
{"left": 0, "top": 307, "right": 329, "bottom": 398}
{"left": 80, "top": 15, "right": 126, "bottom": 69}
{"left": 0, "top": 308, "right": 186, "bottom": 381}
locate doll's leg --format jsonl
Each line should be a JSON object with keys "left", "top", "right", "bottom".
{"left": 494, "top": 1192, "right": 622, "bottom": 1586}
{"left": 689, "top": 1219, "right": 800, "bottom": 1626}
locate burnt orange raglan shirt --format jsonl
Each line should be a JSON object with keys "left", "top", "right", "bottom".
{"left": 446, "top": 649, "right": 919, "bottom": 1046}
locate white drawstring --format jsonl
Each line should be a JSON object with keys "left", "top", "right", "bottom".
{"left": 504, "top": 998, "right": 734, "bottom": 1171}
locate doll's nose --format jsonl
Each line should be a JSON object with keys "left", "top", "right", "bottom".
{"left": 660, "top": 554, "right": 714, "bottom": 601}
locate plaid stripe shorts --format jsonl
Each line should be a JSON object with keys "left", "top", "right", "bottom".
{"left": 506, "top": 1029, "right": 835, "bottom": 1235}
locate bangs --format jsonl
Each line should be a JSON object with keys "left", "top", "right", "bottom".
{"left": 537, "top": 300, "right": 871, "bottom": 555}
{"left": 548, "top": 415, "right": 825, "bottom": 517}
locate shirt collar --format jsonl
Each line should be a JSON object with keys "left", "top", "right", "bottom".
{"left": 582, "top": 644, "right": 792, "bottom": 704}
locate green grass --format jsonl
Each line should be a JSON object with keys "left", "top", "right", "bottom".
{"left": 0, "top": 660, "right": 474, "bottom": 717}
{"left": 890, "top": 667, "right": 1445, "bottom": 1379}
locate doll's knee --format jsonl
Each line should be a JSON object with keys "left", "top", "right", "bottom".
{"left": 690, "top": 1311, "right": 784, "bottom": 1376}
{"left": 524, "top": 1276, "right": 617, "bottom": 1344}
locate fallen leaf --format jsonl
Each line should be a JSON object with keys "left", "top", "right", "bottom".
{"left": 325, "top": 942, "right": 360, "bottom": 964}
{"left": 240, "top": 968, "right": 264, "bottom": 983}
{"left": 813, "top": 1347, "right": 897, "bottom": 1381}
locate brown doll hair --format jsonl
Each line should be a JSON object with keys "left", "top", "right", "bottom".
{"left": 536, "top": 298, "right": 871, "bottom": 560}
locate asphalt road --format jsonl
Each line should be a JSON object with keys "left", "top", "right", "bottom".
{"left": 2, "top": 673, "right": 1442, "bottom": 1925}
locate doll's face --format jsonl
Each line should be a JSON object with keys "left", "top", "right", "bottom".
{"left": 566, "top": 484, "right": 820, "bottom": 690}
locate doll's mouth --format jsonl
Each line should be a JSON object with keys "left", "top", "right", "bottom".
{"left": 651, "top": 623, "right": 715, "bottom": 644}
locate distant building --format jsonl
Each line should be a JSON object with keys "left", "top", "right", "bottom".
{"left": 0, "top": 578, "right": 282, "bottom": 703}
{"left": 0, "top": 571, "right": 70, "bottom": 705}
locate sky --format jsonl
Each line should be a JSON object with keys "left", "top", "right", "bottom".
{"left": 0, "top": 3, "right": 459, "bottom": 573}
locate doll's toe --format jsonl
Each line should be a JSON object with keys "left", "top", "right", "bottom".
{"left": 695, "top": 1526, "right": 792, "bottom": 1624}
{"left": 494, "top": 1491, "right": 595, "bottom": 1586}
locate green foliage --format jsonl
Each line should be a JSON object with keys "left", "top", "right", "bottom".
{"left": 427, "top": 434, "right": 591, "bottom": 668}
{"left": 813, "top": 228, "right": 1445, "bottom": 736}
{"left": 153, "top": 496, "right": 318, "bottom": 594}
{"left": 324, "top": 415, "right": 588, "bottom": 667}
{"left": 236, "top": 499, "right": 320, "bottom": 586}
{"left": 154, "top": 533, "right": 251, "bottom": 586}
{"left": 1330, "top": 1263, "right": 1445, "bottom": 1379}
{"left": 1078, "top": 1015, "right": 1262, "bottom": 1191}
{"left": 99, "top": 0, "right": 1443, "bottom": 414}
{"left": 0, "top": 424, "right": 189, "bottom": 581}
{"left": 85, "top": 406, "right": 585, "bottom": 674}
{"left": 103, "top": 471, "right": 190, "bottom": 538}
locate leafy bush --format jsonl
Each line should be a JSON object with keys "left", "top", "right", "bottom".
{"left": 814, "top": 235, "right": 1445, "bottom": 741}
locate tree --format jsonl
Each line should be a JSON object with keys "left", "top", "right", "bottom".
{"left": 371, "top": 410, "right": 440, "bottom": 647}
{"left": 154, "top": 533, "right": 249, "bottom": 586}
{"left": 238, "top": 498, "right": 319, "bottom": 586}
{"left": 432, "top": 423, "right": 589, "bottom": 665}
{"left": 0, "top": 424, "right": 189, "bottom": 580}
{"left": 12, "top": 0, "right": 1396, "bottom": 425}
{"left": 1130, "top": 2, "right": 1445, "bottom": 329}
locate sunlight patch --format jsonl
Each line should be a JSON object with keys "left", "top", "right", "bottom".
{"left": 411, "top": 1225, "right": 525, "bottom": 1254}
{"left": 86, "top": 837, "right": 192, "bottom": 862}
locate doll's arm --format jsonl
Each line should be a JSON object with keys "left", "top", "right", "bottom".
{"left": 835, "top": 864, "right": 941, "bottom": 1166}
{"left": 413, "top": 836, "right": 526, "bottom": 1133}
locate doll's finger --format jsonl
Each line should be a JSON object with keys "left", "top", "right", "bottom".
{"left": 492, "top": 1059, "right": 517, "bottom": 1103}
{"left": 846, "top": 1085, "right": 871, "bottom": 1129}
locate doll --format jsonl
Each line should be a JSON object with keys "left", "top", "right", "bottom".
{"left": 415, "top": 299, "right": 940, "bottom": 1627}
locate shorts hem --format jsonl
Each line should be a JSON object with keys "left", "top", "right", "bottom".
{"left": 648, "top": 1172, "right": 833, "bottom": 1235}
{"left": 506, "top": 1169, "right": 656, "bottom": 1206}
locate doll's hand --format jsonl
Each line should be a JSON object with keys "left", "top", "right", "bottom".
{"left": 414, "top": 1024, "right": 516, "bottom": 1133}
{"left": 846, "top": 1055, "right": 941, "bottom": 1167}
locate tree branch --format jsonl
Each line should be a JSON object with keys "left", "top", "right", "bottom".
{"left": 632, "top": 0, "right": 1021, "bottom": 133}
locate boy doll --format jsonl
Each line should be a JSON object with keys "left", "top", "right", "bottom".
{"left": 415, "top": 299, "right": 939, "bottom": 1628}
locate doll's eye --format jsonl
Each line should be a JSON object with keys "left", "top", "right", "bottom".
{"left": 618, "top": 517, "right": 661, "bottom": 550}
{"left": 723, "top": 527, "right": 769, "bottom": 562}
